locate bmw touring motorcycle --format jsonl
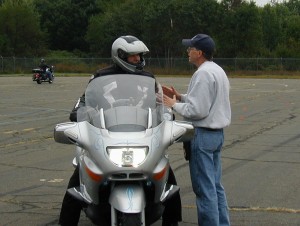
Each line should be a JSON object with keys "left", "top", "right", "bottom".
{"left": 54, "top": 74, "right": 193, "bottom": 226}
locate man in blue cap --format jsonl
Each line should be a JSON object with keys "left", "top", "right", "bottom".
{"left": 163, "top": 34, "right": 231, "bottom": 226}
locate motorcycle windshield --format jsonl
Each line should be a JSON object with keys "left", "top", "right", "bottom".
{"left": 77, "top": 74, "right": 168, "bottom": 132}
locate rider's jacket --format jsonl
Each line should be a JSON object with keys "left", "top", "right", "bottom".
{"left": 39, "top": 62, "right": 50, "bottom": 72}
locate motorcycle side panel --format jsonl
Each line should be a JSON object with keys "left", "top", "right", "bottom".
{"left": 80, "top": 156, "right": 103, "bottom": 204}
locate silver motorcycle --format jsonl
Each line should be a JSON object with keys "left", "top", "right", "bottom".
{"left": 54, "top": 74, "right": 193, "bottom": 226}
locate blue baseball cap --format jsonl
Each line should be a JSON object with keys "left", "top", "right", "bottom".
{"left": 182, "top": 34, "right": 215, "bottom": 56}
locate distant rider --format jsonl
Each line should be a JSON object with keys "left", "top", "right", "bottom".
{"left": 39, "top": 58, "right": 53, "bottom": 82}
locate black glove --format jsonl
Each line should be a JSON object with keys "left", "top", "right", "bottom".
{"left": 69, "top": 107, "right": 78, "bottom": 122}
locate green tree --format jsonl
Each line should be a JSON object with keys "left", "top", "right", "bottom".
{"left": 284, "top": 0, "right": 300, "bottom": 15}
{"left": 35, "top": 0, "right": 100, "bottom": 53}
{"left": 221, "top": 0, "right": 245, "bottom": 10}
{"left": 0, "top": 0, "right": 45, "bottom": 56}
{"left": 275, "top": 13, "right": 300, "bottom": 57}
{"left": 265, "top": 3, "right": 298, "bottom": 57}
{"left": 261, "top": 5, "right": 281, "bottom": 53}
{"left": 142, "top": 0, "right": 176, "bottom": 57}
{"left": 1, "top": 0, "right": 298, "bottom": 58}
{"left": 142, "top": 0, "right": 221, "bottom": 57}
{"left": 236, "top": 3, "right": 263, "bottom": 57}
{"left": 86, "top": 0, "right": 222, "bottom": 58}
{"left": 218, "top": 1, "right": 263, "bottom": 57}
{"left": 86, "top": 0, "right": 146, "bottom": 57}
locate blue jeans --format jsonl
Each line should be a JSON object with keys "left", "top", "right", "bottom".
{"left": 189, "top": 127, "right": 230, "bottom": 226}
{"left": 45, "top": 71, "right": 53, "bottom": 80}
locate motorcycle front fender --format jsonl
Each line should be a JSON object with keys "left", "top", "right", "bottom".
{"left": 109, "top": 184, "right": 146, "bottom": 213}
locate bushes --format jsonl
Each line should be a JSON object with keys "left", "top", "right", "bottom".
{"left": 0, "top": 57, "right": 299, "bottom": 75}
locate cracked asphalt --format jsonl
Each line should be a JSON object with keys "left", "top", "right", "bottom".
{"left": 0, "top": 76, "right": 299, "bottom": 226}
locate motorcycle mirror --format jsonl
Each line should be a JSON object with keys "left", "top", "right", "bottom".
{"left": 54, "top": 122, "right": 77, "bottom": 144}
{"left": 171, "top": 121, "right": 194, "bottom": 143}
{"left": 174, "top": 126, "right": 194, "bottom": 142}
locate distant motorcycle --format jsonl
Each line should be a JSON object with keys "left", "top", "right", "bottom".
{"left": 32, "top": 66, "right": 55, "bottom": 84}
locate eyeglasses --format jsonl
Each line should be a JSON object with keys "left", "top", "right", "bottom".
{"left": 187, "top": 47, "right": 199, "bottom": 53}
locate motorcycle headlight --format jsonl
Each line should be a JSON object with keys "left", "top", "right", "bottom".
{"left": 106, "top": 146, "right": 148, "bottom": 167}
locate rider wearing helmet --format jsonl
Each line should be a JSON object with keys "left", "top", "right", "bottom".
{"left": 40, "top": 58, "right": 46, "bottom": 64}
{"left": 69, "top": 35, "right": 154, "bottom": 122}
{"left": 39, "top": 58, "right": 53, "bottom": 82}
{"left": 111, "top": 35, "right": 149, "bottom": 73}
{"left": 94, "top": 35, "right": 152, "bottom": 77}
{"left": 59, "top": 35, "right": 181, "bottom": 226}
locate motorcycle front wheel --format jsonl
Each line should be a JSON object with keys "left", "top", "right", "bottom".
{"left": 118, "top": 212, "right": 141, "bottom": 226}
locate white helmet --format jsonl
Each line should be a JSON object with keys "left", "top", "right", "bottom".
{"left": 111, "top": 35, "right": 149, "bottom": 73}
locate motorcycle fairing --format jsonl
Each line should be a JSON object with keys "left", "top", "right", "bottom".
{"left": 54, "top": 74, "right": 194, "bottom": 225}
{"left": 109, "top": 183, "right": 146, "bottom": 213}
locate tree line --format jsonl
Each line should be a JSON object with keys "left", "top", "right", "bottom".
{"left": 0, "top": 0, "right": 299, "bottom": 59}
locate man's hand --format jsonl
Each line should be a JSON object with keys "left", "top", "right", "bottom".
{"left": 162, "top": 85, "right": 174, "bottom": 97}
{"left": 162, "top": 85, "right": 181, "bottom": 101}
{"left": 163, "top": 94, "right": 177, "bottom": 108}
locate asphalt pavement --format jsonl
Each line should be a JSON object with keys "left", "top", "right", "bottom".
{"left": 0, "top": 76, "right": 299, "bottom": 226}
